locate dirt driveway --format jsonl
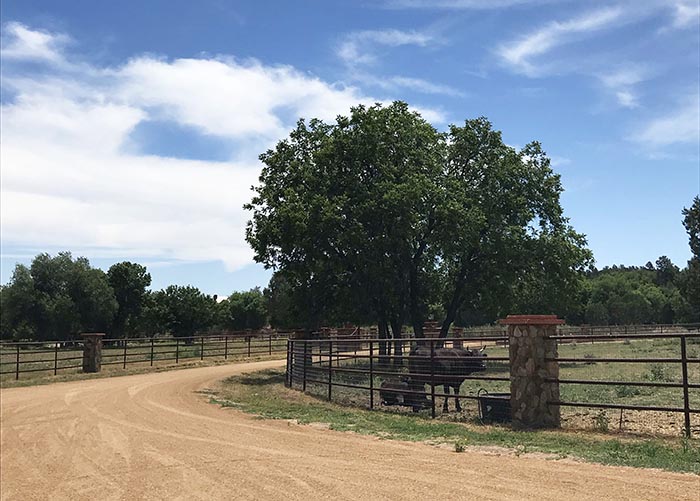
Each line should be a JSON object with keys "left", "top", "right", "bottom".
{"left": 1, "top": 359, "right": 697, "bottom": 500}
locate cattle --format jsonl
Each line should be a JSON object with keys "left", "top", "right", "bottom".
{"left": 379, "top": 377, "right": 431, "bottom": 412}
{"left": 408, "top": 345, "right": 487, "bottom": 412}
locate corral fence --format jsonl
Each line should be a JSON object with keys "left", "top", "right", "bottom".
{"left": 285, "top": 320, "right": 700, "bottom": 437}
{"left": 0, "top": 330, "right": 295, "bottom": 381}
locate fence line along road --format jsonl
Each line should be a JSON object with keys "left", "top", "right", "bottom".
{"left": 0, "top": 331, "right": 292, "bottom": 381}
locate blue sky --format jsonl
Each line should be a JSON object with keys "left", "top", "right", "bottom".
{"left": 1, "top": 0, "right": 699, "bottom": 296}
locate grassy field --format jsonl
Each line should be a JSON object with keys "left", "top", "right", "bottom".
{"left": 297, "top": 337, "right": 700, "bottom": 436}
{"left": 211, "top": 367, "right": 700, "bottom": 474}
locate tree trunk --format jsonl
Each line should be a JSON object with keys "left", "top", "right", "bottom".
{"left": 378, "top": 318, "right": 390, "bottom": 367}
{"left": 390, "top": 315, "right": 404, "bottom": 367}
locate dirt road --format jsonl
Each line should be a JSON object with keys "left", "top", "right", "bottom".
{"left": 1, "top": 360, "right": 697, "bottom": 500}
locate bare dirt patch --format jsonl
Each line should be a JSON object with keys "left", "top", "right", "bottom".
{"left": 2, "top": 359, "right": 698, "bottom": 500}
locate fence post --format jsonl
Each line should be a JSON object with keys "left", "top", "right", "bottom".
{"left": 269, "top": 334, "right": 272, "bottom": 355}
{"left": 224, "top": 335, "right": 228, "bottom": 359}
{"left": 499, "top": 315, "right": 563, "bottom": 429}
{"left": 123, "top": 338, "right": 128, "bottom": 369}
{"left": 200, "top": 336, "right": 204, "bottom": 360}
{"left": 15, "top": 344, "right": 20, "bottom": 380}
{"left": 247, "top": 336, "right": 251, "bottom": 357}
{"left": 285, "top": 339, "right": 291, "bottom": 387}
{"left": 681, "top": 336, "right": 691, "bottom": 438}
{"left": 302, "top": 341, "right": 308, "bottom": 392}
{"left": 150, "top": 337, "right": 155, "bottom": 366}
{"left": 175, "top": 338, "right": 180, "bottom": 363}
{"left": 54, "top": 342, "right": 58, "bottom": 376}
{"left": 328, "top": 340, "right": 333, "bottom": 401}
{"left": 81, "top": 333, "right": 105, "bottom": 373}
{"left": 430, "top": 338, "right": 436, "bottom": 419}
{"left": 369, "top": 340, "right": 374, "bottom": 410}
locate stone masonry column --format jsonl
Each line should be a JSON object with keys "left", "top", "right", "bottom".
{"left": 81, "top": 333, "right": 106, "bottom": 373}
{"left": 499, "top": 315, "right": 563, "bottom": 429}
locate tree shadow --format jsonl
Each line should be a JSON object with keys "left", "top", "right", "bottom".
{"left": 236, "top": 369, "right": 286, "bottom": 386}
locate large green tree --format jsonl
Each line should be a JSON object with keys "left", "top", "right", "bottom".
{"left": 107, "top": 261, "right": 151, "bottom": 338}
{"left": 0, "top": 252, "right": 117, "bottom": 340}
{"left": 246, "top": 102, "right": 592, "bottom": 338}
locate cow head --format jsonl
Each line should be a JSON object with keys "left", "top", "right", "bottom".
{"left": 466, "top": 346, "right": 487, "bottom": 372}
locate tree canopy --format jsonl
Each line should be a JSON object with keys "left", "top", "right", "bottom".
{"left": 246, "top": 102, "right": 593, "bottom": 338}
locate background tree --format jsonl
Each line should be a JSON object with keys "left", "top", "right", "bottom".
{"left": 0, "top": 252, "right": 117, "bottom": 340}
{"left": 160, "top": 285, "right": 215, "bottom": 340}
{"left": 219, "top": 288, "right": 267, "bottom": 330}
{"left": 107, "top": 262, "right": 151, "bottom": 338}
{"left": 680, "top": 196, "right": 700, "bottom": 321}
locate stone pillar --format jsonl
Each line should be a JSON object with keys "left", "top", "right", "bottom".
{"left": 81, "top": 333, "right": 106, "bottom": 373}
{"left": 499, "top": 315, "right": 563, "bottom": 429}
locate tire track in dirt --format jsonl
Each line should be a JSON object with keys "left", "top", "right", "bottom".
{"left": 1, "top": 359, "right": 698, "bottom": 500}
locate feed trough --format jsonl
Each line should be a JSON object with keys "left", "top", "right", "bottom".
{"left": 477, "top": 390, "right": 511, "bottom": 423}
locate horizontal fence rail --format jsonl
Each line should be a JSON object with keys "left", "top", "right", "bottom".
{"left": 543, "top": 332, "right": 699, "bottom": 437}
{"left": 285, "top": 327, "right": 699, "bottom": 437}
{"left": 1, "top": 331, "right": 291, "bottom": 380}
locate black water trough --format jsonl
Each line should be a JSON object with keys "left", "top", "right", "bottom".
{"left": 477, "top": 390, "right": 511, "bottom": 423}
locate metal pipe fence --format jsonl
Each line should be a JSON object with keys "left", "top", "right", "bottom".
{"left": 0, "top": 331, "right": 290, "bottom": 381}
{"left": 286, "top": 329, "right": 700, "bottom": 436}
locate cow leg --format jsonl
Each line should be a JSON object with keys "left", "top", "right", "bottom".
{"left": 454, "top": 385, "right": 462, "bottom": 412}
{"left": 443, "top": 384, "right": 450, "bottom": 412}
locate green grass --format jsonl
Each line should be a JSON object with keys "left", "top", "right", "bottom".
{"left": 211, "top": 367, "right": 700, "bottom": 474}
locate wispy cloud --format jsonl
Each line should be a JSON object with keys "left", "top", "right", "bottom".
{"left": 598, "top": 65, "right": 651, "bottom": 108}
{"left": 668, "top": 0, "right": 700, "bottom": 29}
{"left": 631, "top": 92, "right": 700, "bottom": 148}
{"left": 337, "top": 29, "right": 433, "bottom": 66}
{"left": 497, "top": 7, "right": 624, "bottom": 76}
{"left": 0, "top": 22, "right": 69, "bottom": 64}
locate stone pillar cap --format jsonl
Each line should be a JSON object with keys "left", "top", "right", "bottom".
{"left": 80, "top": 332, "right": 106, "bottom": 337}
{"left": 498, "top": 315, "right": 565, "bottom": 325}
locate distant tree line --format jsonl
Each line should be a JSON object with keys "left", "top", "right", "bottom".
{"left": 0, "top": 254, "right": 268, "bottom": 341}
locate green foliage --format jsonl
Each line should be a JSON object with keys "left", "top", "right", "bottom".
{"left": 159, "top": 285, "right": 216, "bottom": 339}
{"left": 0, "top": 252, "right": 117, "bottom": 340}
{"left": 107, "top": 262, "right": 151, "bottom": 338}
{"left": 246, "top": 102, "right": 592, "bottom": 334}
{"left": 584, "top": 259, "right": 691, "bottom": 324}
{"left": 219, "top": 288, "right": 267, "bottom": 330}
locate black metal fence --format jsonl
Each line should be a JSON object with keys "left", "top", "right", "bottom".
{"left": 0, "top": 332, "right": 290, "bottom": 380}
{"left": 285, "top": 337, "right": 504, "bottom": 419}
{"left": 546, "top": 332, "right": 700, "bottom": 437}
{"left": 285, "top": 330, "right": 700, "bottom": 436}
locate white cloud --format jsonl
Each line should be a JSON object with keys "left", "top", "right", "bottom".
{"left": 598, "top": 65, "right": 651, "bottom": 108}
{"left": 337, "top": 29, "right": 433, "bottom": 66}
{"left": 497, "top": 7, "right": 624, "bottom": 76}
{"left": 0, "top": 22, "right": 68, "bottom": 64}
{"left": 1, "top": 24, "right": 446, "bottom": 272}
{"left": 669, "top": 0, "right": 700, "bottom": 29}
{"left": 631, "top": 93, "right": 700, "bottom": 147}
